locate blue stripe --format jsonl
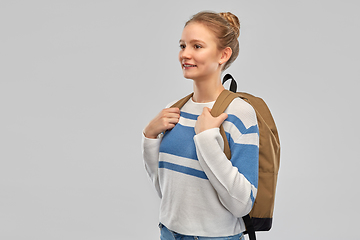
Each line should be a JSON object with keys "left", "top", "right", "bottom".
{"left": 180, "top": 111, "right": 198, "bottom": 120}
{"left": 160, "top": 123, "right": 198, "bottom": 160}
{"left": 179, "top": 112, "right": 258, "bottom": 136}
{"left": 250, "top": 190, "right": 255, "bottom": 205}
{"left": 159, "top": 161, "right": 208, "bottom": 180}
{"left": 226, "top": 132, "right": 259, "bottom": 188}
{"left": 226, "top": 114, "right": 259, "bottom": 135}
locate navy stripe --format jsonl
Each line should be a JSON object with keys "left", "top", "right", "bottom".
{"left": 159, "top": 161, "right": 208, "bottom": 180}
{"left": 227, "top": 132, "right": 259, "bottom": 187}
{"left": 180, "top": 112, "right": 258, "bottom": 136}
{"left": 180, "top": 111, "right": 198, "bottom": 120}
{"left": 250, "top": 190, "right": 255, "bottom": 205}
{"left": 160, "top": 123, "right": 198, "bottom": 160}
{"left": 226, "top": 114, "right": 259, "bottom": 135}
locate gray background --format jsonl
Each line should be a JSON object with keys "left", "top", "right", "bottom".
{"left": 1, "top": 0, "right": 359, "bottom": 239}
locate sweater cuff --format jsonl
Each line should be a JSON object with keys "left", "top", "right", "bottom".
{"left": 142, "top": 132, "right": 162, "bottom": 148}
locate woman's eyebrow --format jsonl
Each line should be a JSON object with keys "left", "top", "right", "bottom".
{"left": 179, "top": 39, "right": 206, "bottom": 44}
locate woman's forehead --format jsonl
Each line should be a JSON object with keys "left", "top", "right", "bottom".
{"left": 180, "top": 22, "right": 217, "bottom": 44}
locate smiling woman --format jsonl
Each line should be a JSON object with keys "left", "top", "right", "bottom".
{"left": 142, "top": 11, "right": 257, "bottom": 240}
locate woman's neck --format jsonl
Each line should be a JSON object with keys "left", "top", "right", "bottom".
{"left": 192, "top": 76, "right": 224, "bottom": 103}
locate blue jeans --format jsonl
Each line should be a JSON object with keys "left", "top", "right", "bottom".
{"left": 159, "top": 223, "right": 244, "bottom": 240}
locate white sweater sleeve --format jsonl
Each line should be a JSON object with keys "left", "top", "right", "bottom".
{"left": 142, "top": 134, "right": 162, "bottom": 198}
{"left": 193, "top": 103, "right": 259, "bottom": 218}
{"left": 141, "top": 102, "right": 176, "bottom": 198}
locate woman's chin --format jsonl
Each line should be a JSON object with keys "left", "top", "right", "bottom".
{"left": 182, "top": 73, "right": 191, "bottom": 79}
{"left": 182, "top": 72, "right": 198, "bottom": 80}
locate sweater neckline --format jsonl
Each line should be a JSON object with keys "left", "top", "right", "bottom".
{"left": 189, "top": 97, "right": 215, "bottom": 105}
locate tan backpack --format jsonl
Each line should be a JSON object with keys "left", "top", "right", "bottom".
{"left": 171, "top": 74, "right": 280, "bottom": 240}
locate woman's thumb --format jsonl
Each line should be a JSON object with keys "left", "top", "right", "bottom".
{"left": 217, "top": 112, "right": 228, "bottom": 124}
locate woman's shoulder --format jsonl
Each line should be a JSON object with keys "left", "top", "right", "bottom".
{"left": 225, "top": 97, "right": 257, "bottom": 124}
{"left": 226, "top": 97, "right": 255, "bottom": 113}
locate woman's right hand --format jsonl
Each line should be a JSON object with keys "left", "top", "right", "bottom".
{"left": 143, "top": 108, "right": 181, "bottom": 139}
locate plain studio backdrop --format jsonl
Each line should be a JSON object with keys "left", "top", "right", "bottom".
{"left": 0, "top": 0, "right": 359, "bottom": 239}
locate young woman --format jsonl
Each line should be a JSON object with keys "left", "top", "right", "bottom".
{"left": 142, "top": 11, "right": 259, "bottom": 240}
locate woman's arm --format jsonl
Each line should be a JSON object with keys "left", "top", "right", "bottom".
{"left": 142, "top": 107, "right": 181, "bottom": 198}
{"left": 194, "top": 99, "right": 259, "bottom": 217}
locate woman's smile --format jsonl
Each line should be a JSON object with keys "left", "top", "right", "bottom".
{"left": 182, "top": 63, "right": 197, "bottom": 69}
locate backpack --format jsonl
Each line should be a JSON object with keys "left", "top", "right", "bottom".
{"left": 170, "top": 74, "right": 280, "bottom": 240}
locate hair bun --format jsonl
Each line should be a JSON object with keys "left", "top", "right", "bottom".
{"left": 219, "top": 12, "right": 240, "bottom": 38}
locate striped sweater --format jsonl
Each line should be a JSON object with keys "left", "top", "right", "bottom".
{"left": 142, "top": 97, "right": 259, "bottom": 237}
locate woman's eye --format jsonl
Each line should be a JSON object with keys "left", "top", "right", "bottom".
{"left": 194, "top": 44, "right": 202, "bottom": 49}
{"left": 179, "top": 44, "right": 186, "bottom": 49}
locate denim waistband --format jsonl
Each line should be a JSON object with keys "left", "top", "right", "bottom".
{"left": 159, "top": 223, "right": 244, "bottom": 240}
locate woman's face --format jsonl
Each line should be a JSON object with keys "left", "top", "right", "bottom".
{"left": 179, "top": 22, "right": 223, "bottom": 81}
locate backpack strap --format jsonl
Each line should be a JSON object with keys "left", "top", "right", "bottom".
{"left": 222, "top": 73, "right": 237, "bottom": 93}
{"left": 170, "top": 93, "right": 194, "bottom": 109}
{"left": 243, "top": 214, "right": 257, "bottom": 240}
{"left": 164, "top": 93, "right": 193, "bottom": 135}
{"left": 210, "top": 89, "right": 239, "bottom": 160}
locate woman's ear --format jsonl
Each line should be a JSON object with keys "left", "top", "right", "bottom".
{"left": 219, "top": 47, "right": 232, "bottom": 65}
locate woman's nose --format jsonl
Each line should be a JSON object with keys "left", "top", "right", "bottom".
{"left": 180, "top": 48, "right": 191, "bottom": 60}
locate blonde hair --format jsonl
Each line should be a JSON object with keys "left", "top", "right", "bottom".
{"left": 185, "top": 11, "right": 240, "bottom": 71}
